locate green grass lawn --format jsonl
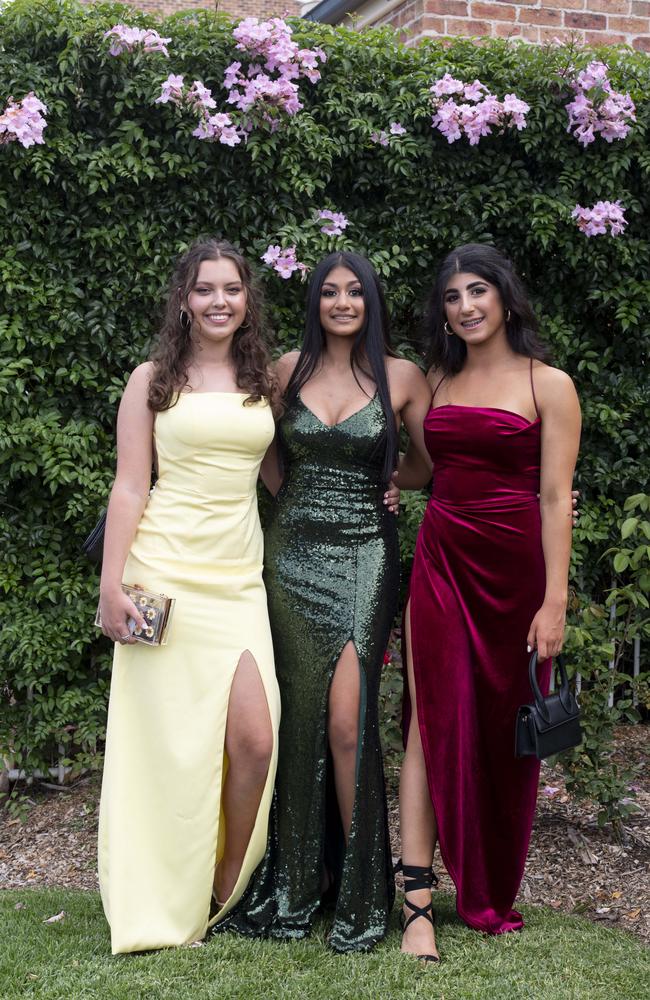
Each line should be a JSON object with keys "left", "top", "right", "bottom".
{"left": 0, "top": 889, "right": 647, "bottom": 1000}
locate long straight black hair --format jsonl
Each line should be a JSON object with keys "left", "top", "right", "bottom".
{"left": 425, "top": 244, "right": 551, "bottom": 375}
{"left": 285, "top": 251, "right": 398, "bottom": 482}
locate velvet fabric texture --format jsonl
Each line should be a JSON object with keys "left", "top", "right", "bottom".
{"left": 407, "top": 403, "right": 550, "bottom": 935}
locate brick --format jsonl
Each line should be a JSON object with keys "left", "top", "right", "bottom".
{"left": 584, "top": 30, "right": 628, "bottom": 44}
{"left": 493, "top": 21, "right": 516, "bottom": 37}
{"left": 496, "top": 22, "right": 540, "bottom": 42}
{"left": 426, "top": 0, "right": 467, "bottom": 14}
{"left": 471, "top": 2, "right": 516, "bottom": 21}
{"left": 564, "top": 13, "right": 606, "bottom": 29}
{"left": 520, "top": 8, "right": 562, "bottom": 25}
{"left": 445, "top": 17, "right": 491, "bottom": 35}
{"left": 632, "top": 33, "right": 650, "bottom": 48}
{"left": 632, "top": 2, "right": 650, "bottom": 15}
{"left": 422, "top": 13, "right": 447, "bottom": 34}
{"left": 538, "top": 26, "right": 585, "bottom": 43}
{"left": 588, "top": 0, "right": 630, "bottom": 11}
{"left": 540, "top": 0, "right": 585, "bottom": 9}
{"left": 607, "top": 15, "right": 650, "bottom": 31}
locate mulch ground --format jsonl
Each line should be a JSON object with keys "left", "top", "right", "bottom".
{"left": 2, "top": 726, "right": 648, "bottom": 943}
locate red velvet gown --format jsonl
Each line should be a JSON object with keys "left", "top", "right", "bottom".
{"left": 407, "top": 387, "right": 550, "bottom": 934}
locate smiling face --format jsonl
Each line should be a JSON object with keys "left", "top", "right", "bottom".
{"left": 319, "top": 265, "right": 366, "bottom": 339}
{"left": 186, "top": 257, "right": 248, "bottom": 344}
{"left": 443, "top": 271, "right": 507, "bottom": 346}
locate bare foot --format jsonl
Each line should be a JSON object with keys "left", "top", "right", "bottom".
{"left": 400, "top": 889, "right": 440, "bottom": 961}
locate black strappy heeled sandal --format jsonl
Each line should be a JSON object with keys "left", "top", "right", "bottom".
{"left": 395, "top": 860, "right": 440, "bottom": 964}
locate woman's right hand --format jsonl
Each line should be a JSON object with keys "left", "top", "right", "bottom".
{"left": 99, "top": 587, "right": 147, "bottom": 645}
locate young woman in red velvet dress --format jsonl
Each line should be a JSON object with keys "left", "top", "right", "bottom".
{"left": 394, "top": 244, "right": 581, "bottom": 961}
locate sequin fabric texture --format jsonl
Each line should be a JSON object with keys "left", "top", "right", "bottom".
{"left": 219, "top": 392, "right": 398, "bottom": 951}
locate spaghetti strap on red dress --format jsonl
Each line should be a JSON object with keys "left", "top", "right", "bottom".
{"left": 406, "top": 370, "right": 550, "bottom": 934}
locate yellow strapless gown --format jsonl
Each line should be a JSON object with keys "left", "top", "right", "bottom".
{"left": 97, "top": 392, "right": 280, "bottom": 954}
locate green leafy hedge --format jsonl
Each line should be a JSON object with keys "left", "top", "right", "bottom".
{"left": 1, "top": 0, "right": 648, "bottom": 822}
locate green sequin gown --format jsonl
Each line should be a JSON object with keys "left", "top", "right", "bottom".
{"left": 219, "top": 391, "right": 398, "bottom": 952}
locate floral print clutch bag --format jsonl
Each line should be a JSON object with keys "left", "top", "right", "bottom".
{"left": 95, "top": 585, "right": 176, "bottom": 646}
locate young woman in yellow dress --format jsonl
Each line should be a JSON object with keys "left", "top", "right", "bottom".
{"left": 97, "top": 238, "right": 281, "bottom": 954}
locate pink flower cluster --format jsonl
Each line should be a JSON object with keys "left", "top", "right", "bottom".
{"left": 431, "top": 74, "right": 529, "bottom": 146}
{"left": 104, "top": 24, "right": 171, "bottom": 58}
{"left": 565, "top": 61, "right": 636, "bottom": 147}
{"left": 261, "top": 244, "right": 308, "bottom": 279}
{"left": 370, "top": 122, "right": 406, "bottom": 146}
{"left": 0, "top": 92, "right": 47, "bottom": 148}
{"left": 224, "top": 18, "right": 326, "bottom": 119}
{"left": 155, "top": 75, "right": 241, "bottom": 146}
{"left": 572, "top": 200, "right": 627, "bottom": 237}
{"left": 317, "top": 210, "right": 348, "bottom": 236}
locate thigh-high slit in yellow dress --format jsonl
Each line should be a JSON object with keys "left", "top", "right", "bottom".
{"left": 98, "top": 392, "right": 280, "bottom": 954}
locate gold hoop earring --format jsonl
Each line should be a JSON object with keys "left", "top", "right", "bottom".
{"left": 239, "top": 310, "right": 252, "bottom": 332}
{"left": 179, "top": 308, "right": 191, "bottom": 332}
{"left": 444, "top": 321, "right": 454, "bottom": 337}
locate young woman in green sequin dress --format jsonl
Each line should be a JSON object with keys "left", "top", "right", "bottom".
{"left": 219, "top": 252, "right": 431, "bottom": 951}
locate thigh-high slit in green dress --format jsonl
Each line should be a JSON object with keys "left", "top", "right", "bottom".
{"left": 218, "top": 392, "right": 398, "bottom": 951}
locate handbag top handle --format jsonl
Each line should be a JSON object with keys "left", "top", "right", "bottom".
{"left": 528, "top": 652, "right": 573, "bottom": 724}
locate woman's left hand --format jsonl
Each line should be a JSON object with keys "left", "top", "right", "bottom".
{"left": 384, "top": 476, "right": 400, "bottom": 515}
{"left": 527, "top": 602, "right": 566, "bottom": 660}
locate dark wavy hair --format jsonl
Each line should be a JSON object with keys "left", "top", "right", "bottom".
{"left": 148, "top": 238, "right": 272, "bottom": 411}
{"left": 285, "top": 251, "right": 398, "bottom": 482}
{"left": 425, "top": 243, "right": 551, "bottom": 375}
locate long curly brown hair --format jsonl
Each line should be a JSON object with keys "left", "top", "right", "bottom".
{"left": 148, "top": 238, "right": 273, "bottom": 411}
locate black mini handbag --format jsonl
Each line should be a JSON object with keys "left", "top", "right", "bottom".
{"left": 515, "top": 652, "right": 582, "bottom": 760}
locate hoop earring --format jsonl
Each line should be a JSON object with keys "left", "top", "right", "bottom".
{"left": 505, "top": 309, "right": 511, "bottom": 322}
{"left": 444, "top": 321, "right": 454, "bottom": 337}
{"left": 179, "top": 308, "right": 191, "bottom": 332}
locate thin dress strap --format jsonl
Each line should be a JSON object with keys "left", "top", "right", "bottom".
{"left": 431, "top": 376, "right": 446, "bottom": 404}
{"left": 529, "top": 358, "right": 540, "bottom": 419}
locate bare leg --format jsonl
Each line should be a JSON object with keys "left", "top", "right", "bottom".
{"left": 214, "top": 650, "right": 273, "bottom": 903}
{"left": 327, "top": 640, "right": 361, "bottom": 842}
{"left": 399, "top": 600, "right": 439, "bottom": 959}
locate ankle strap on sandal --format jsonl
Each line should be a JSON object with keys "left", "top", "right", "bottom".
{"left": 394, "top": 859, "right": 439, "bottom": 891}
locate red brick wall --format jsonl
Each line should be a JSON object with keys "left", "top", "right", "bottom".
{"left": 375, "top": 1, "right": 650, "bottom": 51}
{"left": 84, "top": 0, "right": 300, "bottom": 21}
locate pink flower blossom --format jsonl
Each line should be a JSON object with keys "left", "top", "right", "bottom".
{"left": 565, "top": 61, "right": 635, "bottom": 146}
{"left": 572, "top": 200, "right": 627, "bottom": 237}
{"left": 226, "top": 18, "right": 325, "bottom": 120}
{"left": 104, "top": 24, "right": 171, "bottom": 58}
{"left": 261, "top": 244, "right": 282, "bottom": 265}
{"left": 0, "top": 91, "right": 47, "bottom": 148}
{"left": 370, "top": 130, "right": 389, "bottom": 146}
{"left": 389, "top": 121, "right": 406, "bottom": 135}
{"left": 317, "top": 210, "right": 349, "bottom": 236}
{"left": 542, "top": 786, "right": 560, "bottom": 798}
{"left": 430, "top": 76, "right": 529, "bottom": 145}
{"left": 463, "top": 79, "right": 487, "bottom": 103}
{"left": 155, "top": 74, "right": 185, "bottom": 105}
{"left": 261, "top": 244, "right": 306, "bottom": 278}
{"left": 431, "top": 73, "right": 465, "bottom": 98}
{"left": 192, "top": 111, "right": 242, "bottom": 145}
{"left": 155, "top": 76, "right": 242, "bottom": 144}
{"left": 186, "top": 80, "right": 217, "bottom": 112}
